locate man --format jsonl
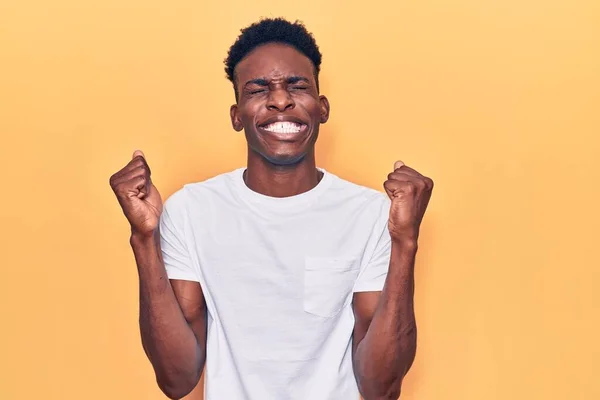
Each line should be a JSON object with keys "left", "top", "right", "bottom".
{"left": 110, "top": 17, "right": 433, "bottom": 400}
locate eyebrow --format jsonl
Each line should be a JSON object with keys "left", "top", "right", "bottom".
{"left": 244, "top": 78, "right": 269, "bottom": 88}
{"left": 287, "top": 76, "right": 310, "bottom": 84}
{"left": 243, "top": 76, "right": 311, "bottom": 88}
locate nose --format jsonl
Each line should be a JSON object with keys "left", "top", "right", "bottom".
{"left": 266, "top": 88, "right": 295, "bottom": 112}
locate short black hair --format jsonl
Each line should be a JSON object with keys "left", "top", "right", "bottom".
{"left": 224, "top": 17, "right": 322, "bottom": 94}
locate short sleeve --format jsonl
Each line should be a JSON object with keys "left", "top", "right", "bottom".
{"left": 353, "top": 196, "right": 392, "bottom": 292}
{"left": 159, "top": 190, "right": 200, "bottom": 282}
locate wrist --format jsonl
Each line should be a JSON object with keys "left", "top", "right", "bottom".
{"left": 130, "top": 229, "right": 159, "bottom": 247}
{"left": 391, "top": 237, "right": 418, "bottom": 252}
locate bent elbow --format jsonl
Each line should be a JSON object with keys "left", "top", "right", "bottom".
{"left": 157, "top": 383, "right": 193, "bottom": 400}
{"left": 156, "top": 376, "right": 198, "bottom": 400}
{"left": 364, "top": 389, "right": 401, "bottom": 400}
{"left": 360, "top": 380, "right": 403, "bottom": 400}
{"left": 384, "top": 386, "right": 402, "bottom": 400}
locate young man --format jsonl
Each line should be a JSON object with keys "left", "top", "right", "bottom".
{"left": 110, "top": 18, "right": 433, "bottom": 400}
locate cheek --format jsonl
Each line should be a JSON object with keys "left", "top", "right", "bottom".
{"left": 239, "top": 104, "right": 259, "bottom": 125}
{"left": 297, "top": 96, "right": 321, "bottom": 116}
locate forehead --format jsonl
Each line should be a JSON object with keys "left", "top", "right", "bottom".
{"left": 235, "top": 42, "right": 315, "bottom": 83}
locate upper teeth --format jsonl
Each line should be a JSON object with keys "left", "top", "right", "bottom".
{"left": 263, "top": 122, "right": 303, "bottom": 134}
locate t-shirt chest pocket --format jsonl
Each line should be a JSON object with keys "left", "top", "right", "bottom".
{"left": 303, "top": 256, "right": 361, "bottom": 318}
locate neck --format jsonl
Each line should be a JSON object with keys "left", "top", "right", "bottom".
{"left": 244, "top": 151, "right": 322, "bottom": 198}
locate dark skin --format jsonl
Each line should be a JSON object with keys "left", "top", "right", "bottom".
{"left": 109, "top": 42, "right": 433, "bottom": 400}
{"left": 230, "top": 42, "right": 330, "bottom": 198}
{"left": 109, "top": 150, "right": 206, "bottom": 400}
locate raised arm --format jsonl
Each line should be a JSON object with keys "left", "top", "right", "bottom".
{"left": 352, "top": 161, "right": 433, "bottom": 399}
{"left": 111, "top": 150, "right": 206, "bottom": 399}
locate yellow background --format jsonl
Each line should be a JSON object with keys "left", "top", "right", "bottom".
{"left": 1, "top": 0, "right": 598, "bottom": 399}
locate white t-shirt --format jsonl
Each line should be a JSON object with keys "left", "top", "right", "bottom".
{"left": 159, "top": 167, "right": 392, "bottom": 400}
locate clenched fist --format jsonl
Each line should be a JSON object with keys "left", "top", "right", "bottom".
{"left": 384, "top": 161, "right": 434, "bottom": 243}
{"left": 109, "top": 150, "right": 163, "bottom": 237}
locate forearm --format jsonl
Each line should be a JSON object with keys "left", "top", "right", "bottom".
{"left": 354, "top": 240, "right": 418, "bottom": 399}
{"left": 131, "top": 232, "right": 204, "bottom": 399}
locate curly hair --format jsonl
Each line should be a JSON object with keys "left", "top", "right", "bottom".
{"left": 224, "top": 17, "right": 322, "bottom": 95}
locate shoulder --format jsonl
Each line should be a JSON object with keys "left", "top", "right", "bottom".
{"left": 163, "top": 167, "right": 243, "bottom": 212}
{"left": 326, "top": 170, "right": 391, "bottom": 211}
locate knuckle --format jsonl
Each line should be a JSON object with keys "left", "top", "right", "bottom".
{"left": 130, "top": 165, "right": 146, "bottom": 177}
{"left": 133, "top": 159, "right": 145, "bottom": 168}
{"left": 114, "top": 184, "right": 127, "bottom": 196}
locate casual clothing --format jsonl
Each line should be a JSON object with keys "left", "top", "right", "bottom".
{"left": 160, "top": 167, "right": 392, "bottom": 400}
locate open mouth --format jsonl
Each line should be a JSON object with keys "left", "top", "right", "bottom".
{"left": 259, "top": 121, "right": 308, "bottom": 134}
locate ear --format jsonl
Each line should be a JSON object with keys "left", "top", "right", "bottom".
{"left": 319, "top": 95, "right": 330, "bottom": 124}
{"left": 230, "top": 104, "right": 243, "bottom": 132}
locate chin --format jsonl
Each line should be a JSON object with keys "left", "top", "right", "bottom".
{"left": 246, "top": 129, "right": 315, "bottom": 167}
{"left": 262, "top": 152, "right": 306, "bottom": 167}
